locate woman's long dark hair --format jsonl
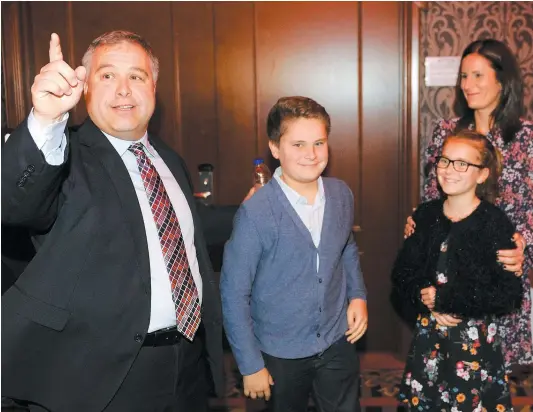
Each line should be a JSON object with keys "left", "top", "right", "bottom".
{"left": 454, "top": 39, "right": 524, "bottom": 144}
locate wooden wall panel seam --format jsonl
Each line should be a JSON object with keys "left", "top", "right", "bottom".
{"left": 356, "top": 1, "right": 364, "bottom": 227}
{"left": 20, "top": 3, "right": 34, "bottom": 125}
{"left": 211, "top": 1, "right": 221, "bottom": 203}
{"left": 253, "top": 2, "right": 260, "bottom": 157}
{"left": 170, "top": 2, "right": 183, "bottom": 154}
{"left": 395, "top": 1, "right": 422, "bottom": 360}
{"left": 2, "top": 3, "right": 29, "bottom": 126}
{"left": 410, "top": 3, "right": 421, "bottom": 210}
{"left": 65, "top": 1, "right": 79, "bottom": 121}
{"left": 398, "top": 1, "right": 408, "bottom": 238}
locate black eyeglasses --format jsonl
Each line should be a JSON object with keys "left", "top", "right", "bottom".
{"left": 435, "top": 156, "right": 483, "bottom": 173}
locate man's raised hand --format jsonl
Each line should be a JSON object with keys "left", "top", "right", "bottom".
{"left": 31, "top": 33, "right": 87, "bottom": 125}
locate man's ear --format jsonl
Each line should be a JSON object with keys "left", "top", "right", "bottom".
{"left": 269, "top": 140, "right": 280, "bottom": 160}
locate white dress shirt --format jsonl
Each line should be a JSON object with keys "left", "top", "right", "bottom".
{"left": 273, "top": 166, "right": 325, "bottom": 270}
{"left": 27, "top": 111, "right": 203, "bottom": 332}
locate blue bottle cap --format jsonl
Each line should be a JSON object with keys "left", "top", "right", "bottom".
{"left": 253, "top": 157, "right": 264, "bottom": 166}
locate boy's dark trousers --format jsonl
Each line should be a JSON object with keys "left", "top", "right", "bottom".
{"left": 262, "top": 337, "right": 361, "bottom": 412}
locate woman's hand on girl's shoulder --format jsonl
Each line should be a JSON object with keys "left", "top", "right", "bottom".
{"left": 404, "top": 215, "right": 416, "bottom": 239}
{"left": 497, "top": 232, "right": 525, "bottom": 276}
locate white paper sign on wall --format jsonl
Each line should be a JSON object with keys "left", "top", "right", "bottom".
{"left": 424, "top": 56, "right": 461, "bottom": 87}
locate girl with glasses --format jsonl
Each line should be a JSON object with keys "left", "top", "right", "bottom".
{"left": 393, "top": 130, "right": 522, "bottom": 411}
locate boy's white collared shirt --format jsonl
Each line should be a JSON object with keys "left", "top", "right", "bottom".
{"left": 273, "top": 166, "right": 325, "bottom": 270}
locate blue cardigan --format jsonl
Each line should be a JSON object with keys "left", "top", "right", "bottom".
{"left": 220, "top": 177, "right": 366, "bottom": 375}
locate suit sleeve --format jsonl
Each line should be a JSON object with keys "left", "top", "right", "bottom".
{"left": 27, "top": 109, "right": 68, "bottom": 165}
{"left": 220, "top": 205, "right": 265, "bottom": 376}
{"left": 2, "top": 118, "right": 69, "bottom": 231}
{"left": 341, "top": 187, "right": 366, "bottom": 301}
{"left": 434, "top": 211, "right": 523, "bottom": 318}
{"left": 391, "top": 203, "right": 434, "bottom": 312}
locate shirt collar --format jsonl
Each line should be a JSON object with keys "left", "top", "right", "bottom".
{"left": 273, "top": 166, "right": 325, "bottom": 206}
{"left": 102, "top": 130, "right": 157, "bottom": 158}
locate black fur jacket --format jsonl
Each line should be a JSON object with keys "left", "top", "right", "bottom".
{"left": 391, "top": 199, "right": 523, "bottom": 318}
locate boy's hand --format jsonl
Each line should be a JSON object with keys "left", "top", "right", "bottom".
{"left": 345, "top": 298, "right": 368, "bottom": 343}
{"left": 497, "top": 232, "right": 525, "bottom": 276}
{"left": 242, "top": 184, "right": 261, "bottom": 203}
{"left": 243, "top": 367, "right": 274, "bottom": 400}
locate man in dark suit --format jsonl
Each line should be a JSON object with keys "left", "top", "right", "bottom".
{"left": 1, "top": 225, "right": 35, "bottom": 295}
{"left": 1, "top": 128, "right": 36, "bottom": 296}
{"left": 2, "top": 30, "right": 223, "bottom": 412}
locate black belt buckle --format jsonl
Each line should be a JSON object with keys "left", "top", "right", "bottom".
{"left": 143, "top": 326, "right": 182, "bottom": 347}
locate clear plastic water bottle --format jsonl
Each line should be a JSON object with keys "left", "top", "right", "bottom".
{"left": 253, "top": 157, "right": 271, "bottom": 187}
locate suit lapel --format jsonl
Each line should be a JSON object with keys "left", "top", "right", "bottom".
{"left": 149, "top": 138, "right": 197, "bottom": 215}
{"left": 150, "top": 137, "right": 218, "bottom": 321}
{"left": 149, "top": 140, "right": 211, "bottom": 263}
{"left": 77, "top": 119, "right": 150, "bottom": 292}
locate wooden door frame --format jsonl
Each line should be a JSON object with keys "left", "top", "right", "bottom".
{"left": 396, "top": 1, "right": 427, "bottom": 360}
{"left": 1, "top": 2, "right": 34, "bottom": 130}
{"left": 399, "top": 2, "right": 424, "bottom": 225}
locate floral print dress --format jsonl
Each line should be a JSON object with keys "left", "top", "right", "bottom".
{"left": 399, "top": 239, "right": 514, "bottom": 412}
{"left": 422, "top": 118, "right": 533, "bottom": 368}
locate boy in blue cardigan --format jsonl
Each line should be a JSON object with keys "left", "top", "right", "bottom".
{"left": 220, "top": 96, "right": 367, "bottom": 412}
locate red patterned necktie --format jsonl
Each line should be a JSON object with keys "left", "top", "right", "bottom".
{"left": 128, "top": 142, "right": 201, "bottom": 341}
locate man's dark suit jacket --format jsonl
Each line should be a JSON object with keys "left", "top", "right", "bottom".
{"left": 1, "top": 118, "right": 224, "bottom": 412}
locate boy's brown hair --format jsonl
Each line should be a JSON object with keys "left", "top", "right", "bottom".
{"left": 266, "top": 96, "right": 331, "bottom": 144}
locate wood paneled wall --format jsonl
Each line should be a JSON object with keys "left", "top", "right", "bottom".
{"left": 1, "top": 1, "right": 420, "bottom": 354}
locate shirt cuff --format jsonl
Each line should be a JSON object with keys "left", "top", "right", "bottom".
{"left": 238, "top": 353, "right": 265, "bottom": 377}
{"left": 27, "top": 109, "right": 69, "bottom": 166}
{"left": 347, "top": 293, "right": 367, "bottom": 302}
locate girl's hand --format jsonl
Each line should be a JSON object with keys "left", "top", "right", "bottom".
{"left": 432, "top": 311, "right": 462, "bottom": 327}
{"left": 420, "top": 286, "right": 436, "bottom": 310}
